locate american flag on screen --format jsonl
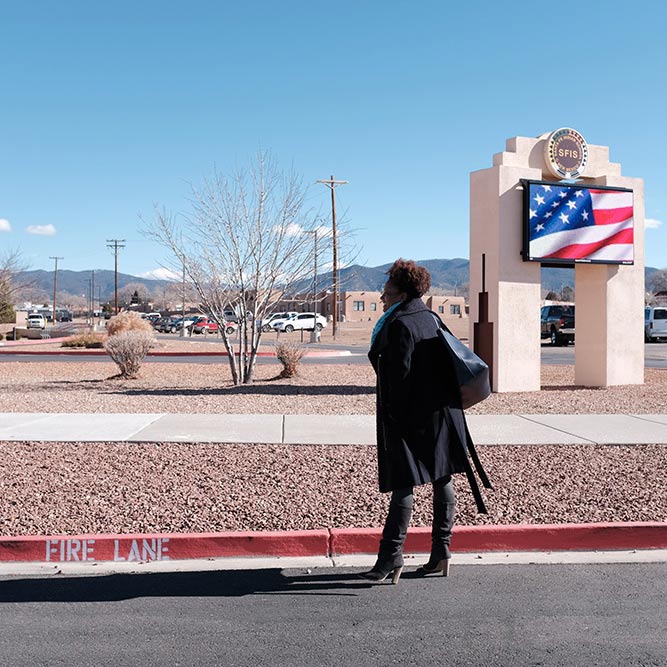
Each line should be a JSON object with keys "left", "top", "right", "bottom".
{"left": 527, "top": 183, "right": 634, "bottom": 262}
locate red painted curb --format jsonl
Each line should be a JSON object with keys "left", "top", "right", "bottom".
{"left": 0, "top": 523, "right": 666, "bottom": 564}
{"left": 0, "top": 530, "right": 330, "bottom": 564}
{"left": 329, "top": 522, "right": 667, "bottom": 555}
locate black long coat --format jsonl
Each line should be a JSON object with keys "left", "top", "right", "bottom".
{"left": 368, "top": 298, "right": 472, "bottom": 493}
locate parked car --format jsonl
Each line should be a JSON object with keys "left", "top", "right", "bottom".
{"left": 155, "top": 317, "right": 185, "bottom": 333}
{"left": 192, "top": 316, "right": 217, "bottom": 334}
{"left": 540, "top": 305, "right": 575, "bottom": 346}
{"left": 272, "top": 312, "right": 327, "bottom": 333}
{"left": 645, "top": 306, "right": 667, "bottom": 342}
{"left": 257, "top": 311, "right": 299, "bottom": 332}
{"left": 152, "top": 317, "right": 172, "bottom": 332}
{"left": 191, "top": 316, "right": 235, "bottom": 335}
{"left": 172, "top": 315, "right": 200, "bottom": 333}
{"left": 26, "top": 313, "right": 47, "bottom": 329}
{"left": 223, "top": 309, "right": 239, "bottom": 323}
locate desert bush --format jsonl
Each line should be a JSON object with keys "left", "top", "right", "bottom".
{"left": 275, "top": 341, "right": 306, "bottom": 378}
{"left": 106, "top": 311, "right": 154, "bottom": 337}
{"left": 61, "top": 333, "right": 105, "bottom": 348}
{"left": 104, "top": 331, "right": 155, "bottom": 379}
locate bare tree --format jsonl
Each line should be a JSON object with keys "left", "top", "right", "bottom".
{"left": 143, "top": 153, "right": 326, "bottom": 385}
{"left": 115, "top": 282, "right": 147, "bottom": 308}
{"left": 0, "top": 249, "right": 30, "bottom": 323}
{"left": 647, "top": 269, "right": 667, "bottom": 293}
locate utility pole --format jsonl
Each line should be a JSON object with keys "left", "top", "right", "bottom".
{"left": 87, "top": 276, "right": 93, "bottom": 325}
{"left": 304, "top": 230, "right": 318, "bottom": 315}
{"left": 181, "top": 260, "right": 186, "bottom": 338}
{"left": 106, "top": 239, "right": 126, "bottom": 314}
{"left": 49, "top": 256, "right": 63, "bottom": 324}
{"left": 313, "top": 232, "right": 318, "bottom": 315}
{"left": 316, "top": 176, "right": 347, "bottom": 338}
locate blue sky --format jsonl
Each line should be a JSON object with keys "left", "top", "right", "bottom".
{"left": 1, "top": 1, "right": 665, "bottom": 278}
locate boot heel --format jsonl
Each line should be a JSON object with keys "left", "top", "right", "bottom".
{"left": 417, "top": 558, "right": 451, "bottom": 577}
{"left": 391, "top": 566, "right": 403, "bottom": 584}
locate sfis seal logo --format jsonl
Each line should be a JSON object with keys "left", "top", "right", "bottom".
{"left": 544, "top": 128, "right": 588, "bottom": 179}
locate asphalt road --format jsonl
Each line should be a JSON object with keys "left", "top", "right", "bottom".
{"left": 2, "top": 342, "right": 667, "bottom": 368}
{"left": 0, "top": 562, "right": 665, "bottom": 666}
{"left": 541, "top": 342, "right": 667, "bottom": 369}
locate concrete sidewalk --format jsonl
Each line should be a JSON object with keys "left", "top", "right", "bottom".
{"left": 1, "top": 412, "right": 667, "bottom": 445}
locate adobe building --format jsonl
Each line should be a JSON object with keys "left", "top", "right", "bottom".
{"left": 319, "top": 290, "right": 468, "bottom": 326}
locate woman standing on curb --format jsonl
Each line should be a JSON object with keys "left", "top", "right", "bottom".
{"left": 360, "top": 259, "right": 490, "bottom": 584}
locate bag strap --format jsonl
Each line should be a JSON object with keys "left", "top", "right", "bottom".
{"left": 432, "top": 309, "right": 493, "bottom": 511}
{"left": 465, "top": 422, "right": 493, "bottom": 490}
{"left": 430, "top": 310, "right": 452, "bottom": 335}
{"left": 462, "top": 455, "right": 488, "bottom": 514}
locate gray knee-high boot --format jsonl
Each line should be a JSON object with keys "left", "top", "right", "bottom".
{"left": 431, "top": 476, "right": 456, "bottom": 561}
{"left": 360, "top": 488, "right": 413, "bottom": 583}
{"left": 378, "top": 488, "right": 414, "bottom": 565}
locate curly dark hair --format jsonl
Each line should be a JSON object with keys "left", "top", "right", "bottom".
{"left": 385, "top": 258, "right": 431, "bottom": 298}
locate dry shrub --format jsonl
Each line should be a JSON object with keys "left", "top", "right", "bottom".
{"left": 104, "top": 331, "right": 155, "bottom": 379}
{"left": 275, "top": 341, "right": 306, "bottom": 378}
{"left": 106, "top": 311, "right": 154, "bottom": 336}
{"left": 61, "top": 333, "right": 105, "bottom": 348}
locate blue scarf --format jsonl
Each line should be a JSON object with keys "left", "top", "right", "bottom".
{"left": 370, "top": 302, "right": 401, "bottom": 348}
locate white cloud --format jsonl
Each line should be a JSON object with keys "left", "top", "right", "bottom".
{"left": 139, "top": 267, "right": 180, "bottom": 281}
{"left": 0, "top": 218, "right": 10, "bottom": 232}
{"left": 26, "top": 224, "right": 56, "bottom": 236}
{"left": 315, "top": 225, "right": 333, "bottom": 238}
{"left": 645, "top": 218, "right": 663, "bottom": 229}
{"left": 281, "top": 223, "right": 333, "bottom": 238}
{"left": 283, "top": 223, "right": 305, "bottom": 237}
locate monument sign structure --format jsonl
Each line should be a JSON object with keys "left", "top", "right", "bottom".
{"left": 469, "top": 129, "right": 645, "bottom": 392}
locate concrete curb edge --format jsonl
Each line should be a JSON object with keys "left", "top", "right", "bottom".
{"left": 1, "top": 522, "right": 666, "bottom": 565}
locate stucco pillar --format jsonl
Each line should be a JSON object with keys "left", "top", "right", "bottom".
{"left": 470, "top": 136, "right": 543, "bottom": 392}
{"left": 574, "top": 173, "right": 645, "bottom": 386}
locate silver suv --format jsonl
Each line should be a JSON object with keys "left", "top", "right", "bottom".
{"left": 645, "top": 306, "right": 667, "bottom": 342}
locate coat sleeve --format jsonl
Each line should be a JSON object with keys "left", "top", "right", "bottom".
{"left": 382, "top": 319, "right": 414, "bottom": 425}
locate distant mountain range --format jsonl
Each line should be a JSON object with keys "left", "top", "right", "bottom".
{"left": 16, "top": 261, "right": 662, "bottom": 303}
{"left": 306, "top": 260, "right": 662, "bottom": 295}
{"left": 16, "top": 269, "right": 168, "bottom": 303}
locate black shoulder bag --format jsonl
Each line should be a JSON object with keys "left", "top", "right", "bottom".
{"left": 430, "top": 313, "right": 491, "bottom": 409}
